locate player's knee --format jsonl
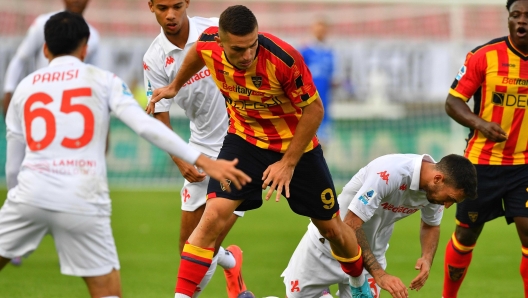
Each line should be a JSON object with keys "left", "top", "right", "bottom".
{"left": 454, "top": 224, "right": 482, "bottom": 246}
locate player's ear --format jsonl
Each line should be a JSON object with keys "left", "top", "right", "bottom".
{"left": 214, "top": 35, "right": 223, "bottom": 48}
{"left": 79, "top": 43, "right": 88, "bottom": 62}
{"left": 433, "top": 173, "right": 444, "bottom": 184}
{"left": 43, "top": 44, "right": 51, "bottom": 61}
{"left": 148, "top": 0, "right": 154, "bottom": 12}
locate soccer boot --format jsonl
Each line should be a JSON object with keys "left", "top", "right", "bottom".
{"left": 350, "top": 278, "right": 373, "bottom": 298}
{"left": 224, "top": 245, "right": 247, "bottom": 298}
{"left": 10, "top": 256, "right": 22, "bottom": 266}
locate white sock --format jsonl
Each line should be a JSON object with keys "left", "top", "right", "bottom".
{"left": 175, "top": 294, "right": 191, "bottom": 298}
{"left": 217, "top": 246, "right": 236, "bottom": 269}
{"left": 349, "top": 274, "right": 366, "bottom": 287}
{"left": 193, "top": 253, "right": 219, "bottom": 297}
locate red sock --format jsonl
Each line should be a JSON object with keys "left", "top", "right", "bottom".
{"left": 175, "top": 242, "right": 214, "bottom": 296}
{"left": 443, "top": 233, "right": 474, "bottom": 298}
{"left": 520, "top": 246, "right": 528, "bottom": 298}
{"left": 332, "top": 245, "right": 364, "bottom": 277}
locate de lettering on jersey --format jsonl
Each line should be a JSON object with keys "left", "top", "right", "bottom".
{"left": 358, "top": 189, "right": 377, "bottom": 205}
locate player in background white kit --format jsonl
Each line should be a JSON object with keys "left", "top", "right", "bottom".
{"left": 144, "top": 1, "right": 247, "bottom": 297}
{"left": 0, "top": 11, "right": 250, "bottom": 298}
{"left": 281, "top": 154, "right": 477, "bottom": 298}
{"left": 3, "top": 0, "right": 100, "bottom": 118}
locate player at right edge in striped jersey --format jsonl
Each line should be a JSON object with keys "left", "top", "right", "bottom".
{"left": 443, "top": 1, "right": 528, "bottom": 297}
{"left": 148, "top": 5, "right": 410, "bottom": 298}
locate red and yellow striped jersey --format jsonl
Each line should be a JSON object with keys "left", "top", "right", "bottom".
{"left": 450, "top": 36, "right": 528, "bottom": 165}
{"left": 196, "top": 27, "right": 320, "bottom": 153}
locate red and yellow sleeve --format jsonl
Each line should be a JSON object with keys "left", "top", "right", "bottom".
{"left": 449, "top": 51, "right": 487, "bottom": 102}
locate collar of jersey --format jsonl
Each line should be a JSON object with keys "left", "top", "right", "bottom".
{"left": 410, "top": 154, "right": 435, "bottom": 191}
{"left": 160, "top": 16, "right": 199, "bottom": 55}
{"left": 48, "top": 55, "right": 82, "bottom": 67}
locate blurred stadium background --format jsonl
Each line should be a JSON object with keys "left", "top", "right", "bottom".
{"left": 0, "top": 0, "right": 510, "bottom": 187}
{"left": 1, "top": 1, "right": 524, "bottom": 297}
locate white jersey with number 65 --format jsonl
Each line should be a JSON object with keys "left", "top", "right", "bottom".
{"left": 5, "top": 56, "right": 201, "bottom": 216}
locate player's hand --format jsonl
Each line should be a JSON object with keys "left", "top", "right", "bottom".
{"left": 172, "top": 157, "right": 206, "bottom": 183}
{"left": 262, "top": 159, "right": 295, "bottom": 202}
{"left": 476, "top": 120, "right": 508, "bottom": 142}
{"left": 409, "top": 257, "right": 431, "bottom": 291}
{"left": 376, "top": 274, "right": 408, "bottom": 298}
{"left": 196, "top": 156, "right": 251, "bottom": 192}
{"left": 145, "top": 85, "right": 177, "bottom": 114}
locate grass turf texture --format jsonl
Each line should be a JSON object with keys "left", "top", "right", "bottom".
{"left": 0, "top": 189, "right": 522, "bottom": 297}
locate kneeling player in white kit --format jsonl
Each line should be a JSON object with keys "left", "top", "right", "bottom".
{"left": 0, "top": 11, "right": 250, "bottom": 298}
{"left": 143, "top": 1, "right": 247, "bottom": 296}
{"left": 282, "top": 154, "right": 477, "bottom": 298}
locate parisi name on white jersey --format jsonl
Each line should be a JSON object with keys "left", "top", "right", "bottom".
{"left": 6, "top": 56, "right": 201, "bottom": 217}
{"left": 143, "top": 16, "right": 228, "bottom": 157}
{"left": 307, "top": 154, "right": 444, "bottom": 261}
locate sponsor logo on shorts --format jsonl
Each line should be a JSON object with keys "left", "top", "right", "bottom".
{"left": 468, "top": 212, "right": 478, "bottom": 222}
{"left": 220, "top": 179, "right": 232, "bottom": 191}
{"left": 319, "top": 238, "right": 325, "bottom": 244}
{"left": 183, "top": 188, "right": 191, "bottom": 203}
{"left": 290, "top": 280, "right": 300, "bottom": 292}
{"left": 399, "top": 184, "right": 407, "bottom": 191}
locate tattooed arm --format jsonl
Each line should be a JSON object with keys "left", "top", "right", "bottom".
{"left": 344, "top": 210, "right": 407, "bottom": 297}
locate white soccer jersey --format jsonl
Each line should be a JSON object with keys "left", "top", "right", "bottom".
{"left": 307, "top": 154, "right": 444, "bottom": 261}
{"left": 5, "top": 56, "right": 200, "bottom": 217}
{"left": 3, "top": 11, "right": 100, "bottom": 93}
{"left": 143, "top": 16, "right": 228, "bottom": 157}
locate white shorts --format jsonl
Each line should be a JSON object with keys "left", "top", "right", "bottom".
{"left": 181, "top": 177, "right": 245, "bottom": 217}
{"left": 282, "top": 232, "right": 381, "bottom": 298}
{"left": 0, "top": 200, "right": 120, "bottom": 277}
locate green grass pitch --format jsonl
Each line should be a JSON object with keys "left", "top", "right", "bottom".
{"left": 0, "top": 189, "right": 523, "bottom": 297}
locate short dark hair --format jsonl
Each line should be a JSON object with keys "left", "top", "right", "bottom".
{"left": 436, "top": 154, "right": 477, "bottom": 201}
{"left": 507, "top": 0, "right": 520, "bottom": 10}
{"left": 219, "top": 5, "right": 258, "bottom": 36}
{"left": 44, "top": 11, "right": 90, "bottom": 56}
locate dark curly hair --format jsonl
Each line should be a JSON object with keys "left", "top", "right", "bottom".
{"left": 219, "top": 5, "right": 258, "bottom": 36}
{"left": 435, "top": 154, "right": 477, "bottom": 201}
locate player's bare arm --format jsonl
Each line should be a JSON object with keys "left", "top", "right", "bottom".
{"left": 445, "top": 94, "right": 508, "bottom": 142}
{"left": 146, "top": 43, "right": 205, "bottom": 114}
{"left": 154, "top": 111, "right": 205, "bottom": 182}
{"left": 262, "top": 97, "right": 323, "bottom": 202}
{"left": 410, "top": 219, "right": 439, "bottom": 291}
{"left": 344, "top": 210, "right": 408, "bottom": 298}
{"left": 195, "top": 156, "right": 251, "bottom": 192}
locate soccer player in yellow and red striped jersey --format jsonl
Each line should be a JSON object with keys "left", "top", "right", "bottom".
{"left": 443, "top": 1, "right": 528, "bottom": 297}
{"left": 147, "top": 5, "right": 412, "bottom": 298}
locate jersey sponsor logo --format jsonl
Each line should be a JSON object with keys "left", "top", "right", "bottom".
{"left": 290, "top": 280, "right": 300, "bottom": 292}
{"left": 32, "top": 69, "right": 79, "bottom": 84}
{"left": 26, "top": 159, "right": 98, "bottom": 175}
{"left": 380, "top": 202, "right": 419, "bottom": 214}
{"left": 143, "top": 61, "right": 150, "bottom": 71}
{"left": 222, "top": 83, "right": 266, "bottom": 97}
{"left": 399, "top": 184, "right": 407, "bottom": 191}
{"left": 491, "top": 92, "right": 528, "bottom": 108}
{"left": 468, "top": 212, "right": 478, "bottom": 222}
{"left": 377, "top": 171, "right": 390, "bottom": 184}
{"left": 251, "top": 76, "right": 262, "bottom": 88}
{"left": 182, "top": 69, "right": 211, "bottom": 87}
{"left": 455, "top": 65, "right": 466, "bottom": 81}
{"left": 224, "top": 95, "right": 284, "bottom": 110}
{"left": 501, "top": 77, "right": 528, "bottom": 86}
{"left": 358, "top": 189, "right": 376, "bottom": 205}
{"left": 165, "top": 56, "right": 175, "bottom": 67}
